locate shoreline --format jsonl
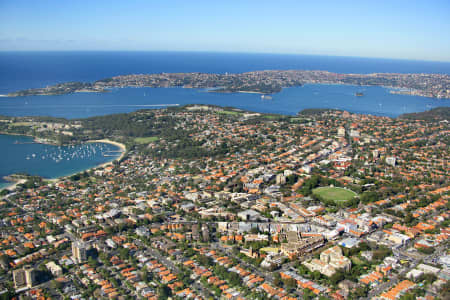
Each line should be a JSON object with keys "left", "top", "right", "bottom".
{"left": 45, "top": 139, "right": 127, "bottom": 184}
{"left": 0, "top": 136, "right": 127, "bottom": 191}
{"left": 44, "top": 139, "right": 127, "bottom": 185}
{"left": 87, "top": 139, "right": 127, "bottom": 165}
{"left": 3, "top": 179, "right": 27, "bottom": 191}
{"left": 5, "top": 69, "right": 449, "bottom": 100}
{"left": 237, "top": 90, "right": 265, "bottom": 94}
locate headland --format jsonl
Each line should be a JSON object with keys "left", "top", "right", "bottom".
{"left": 7, "top": 70, "right": 450, "bottom": 99}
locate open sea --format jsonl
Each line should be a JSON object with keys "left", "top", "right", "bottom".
{"left": 0, "top": 51, "right": 449, "bottom": 185}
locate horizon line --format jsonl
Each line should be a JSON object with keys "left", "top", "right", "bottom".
{"left": 0, "top": 49, "right": 449, "bottom": 64}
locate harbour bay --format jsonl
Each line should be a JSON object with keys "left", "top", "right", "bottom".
{"left": 0, "top": 84, "right": 447, "bottom": 119}
{"left": 0, "top": 51, "right": 449, "bottom": 185}
{"left": 0, "top": 134, "right": 123, "bottom": 189}
{"left": 2, "top": 2, "right": 450, "bottom": 298}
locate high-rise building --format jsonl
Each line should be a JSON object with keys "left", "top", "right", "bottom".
{"left": 12, "top": 269, "right": 26, "bottom": 289}
{"left": 201, "top": 224, "right": 210, "bottom": 242}
{"left": 276, "top": 174, "right": 286, "bottom": 185}
{"left": 45, "top": 261, "right": 63, "bottom": 277}
{"left": 72, "top": 240, "right": 88, "bottom": 264}
{"left": 13, "top": 266, "right": 37, "bottom": 289}
{"left": 25, "top": 267, "right": 37, "bottom": 288}
{"left": 386, "top": 156, "right": 397, "bottom": 167}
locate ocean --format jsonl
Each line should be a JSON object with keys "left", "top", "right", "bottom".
{"left": 0, "top": 51, "right": 449, "bottom": 184}
{"left": 1, "top": 51, "right": 450, "bottom": 94}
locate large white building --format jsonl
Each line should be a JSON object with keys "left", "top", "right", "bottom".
{"left": 303, "top": 246, "right": 352, "bottom": 277}
{"left": 45, "top": 261, "right": 63, "bottom": 277}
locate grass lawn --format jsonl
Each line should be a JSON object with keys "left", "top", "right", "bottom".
{"left": 10, "top": 122, "right": 32, "bottom": 126}
{"left": 216, "top": 110, "right": 241, "bottom": 115}
{"left": 351, "top": 256, "right": 365, "bottom": 265}
{"left": 312, "top": 186, "right": 357, "bottom": 203}
{"left": 263, "top": 115, "right": 280, "bottom": 119}
{"left": 134, "top": 136, "right": 158, "bottom": 144}
{"left": 260, "top": 247, "right": 280, "bottom": 253}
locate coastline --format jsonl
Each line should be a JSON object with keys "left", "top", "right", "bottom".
{"left": 45, "top": 139, "right": 127, "bottom": 184}
{"left": 44, "top": 139, "right": 127, "bottom": 184}
{"left": 237, "top": 90, "right": 265, "bottom": 94}
{"left": 0, "top": 131, "right": 66, "bottom": 146}
{"left": 0, "top": 136, "right": 127, "bottom": 191}
{"left": 208, "top": 89, "right": 265, "bottom": 94}
{"left": 5, "top": 69, "right": 449, "bottom": 100}
{"left": 87, "top": 139, "right": 127, "bottom": 166}
{"left": 3, "top": 179, "right": 27, "bottom": 191}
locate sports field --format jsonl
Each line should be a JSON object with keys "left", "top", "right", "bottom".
{"left": 312, "top": 187, "right": 357, "bottom": 203}
{"left": 134, "top": 136, "right": 159, "bottom": 144}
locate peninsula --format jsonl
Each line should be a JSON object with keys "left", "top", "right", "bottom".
{"left": 7, "top": 70, "right": 450, "bottom": 99}
{"left": 1, "top": 105, "right": 449, "bottom": 299}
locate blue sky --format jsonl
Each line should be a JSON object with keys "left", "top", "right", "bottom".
{"left": 0, "top": 0, "right": 449, "bottom": 61}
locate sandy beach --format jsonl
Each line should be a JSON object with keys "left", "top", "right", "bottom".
{"left": 86, "top": 139, "right": 127, "bottom": 169}
{"left": 26, "top": 139, "right": 126, "bottom": 185}
{"left": 4, "top": 179, "right": 27, "bottom": 191}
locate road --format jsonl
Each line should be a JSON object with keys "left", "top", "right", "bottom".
{"left": 211, "top": 242, "right": 274, "bottom": 282}
{"left": 145, "top": 245, "right": 211, "bottom": 298}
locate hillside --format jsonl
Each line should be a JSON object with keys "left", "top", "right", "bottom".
{"left": 399, "top": 107, "right": 450, "bottom": 121}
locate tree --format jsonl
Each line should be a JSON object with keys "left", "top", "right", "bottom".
{"left": 417, "top": 247, "right": 434, "bottom": 255}
{"left": 250, "top": 227, "right": 259, "bottom": 234}
{"left": 157, "top": 284, "right": 171, "bottom": 300}
{"left": 197, "top": 254, "right": 213, "bottom": 267}
{"left": 119, "top": 247, "right": 130, "bottom": 260}
{"left": 352, "top": 286, "right": 369, "bottom": 298}
{"left": 360, "top": 191, "right": 379, "bottom": 204}
{"left": 312, "top": 270, "right": 322, "bottom": 281}
{"left": 422, "top": 273, "right": 437, "bottom": 284}
{"left": 142, "top": 267, "right": 149, "bottom": 283}
{"left": 0, "top": 255, "right": 10, "bottom": 269}
{"left": 302, "top": 288, "right": 314, "bottom": 300}
{"left": 185, "top": 248, "right": 196, "bottom": 257}
{"left": 88, "top": 256, "right": 99, "bottom": 268}
{"left": 98, "top": 252, "right": 109, "bottom": 264}
{"left": 399, "top": 292, "right": 417, "bottom": 300}
{"left": 273, "top": 273, "right": 282, "bottom": 287}
{"left": 228, "top": 272, "right": 242, "bottom": 286}
{"left": 283, "top": 277, "right": 297, "bottom": 291}
{"left": 51, "top": 280, "right": 63, "bottom": 290}
{"left": 372, "top": 245, "right": 392, "bottom": 261}
{"left": 329, "top": 271, "right": 344, "bottom": 285}
{"left": 404, "top": 212, "right": 414, "bottom": 224}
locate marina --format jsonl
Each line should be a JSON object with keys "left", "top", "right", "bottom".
{"left": 0, "top": 134, "right": 124, "bottom": 188}
{"left": 23, "top": 143, "right": 115, "bottom": 162}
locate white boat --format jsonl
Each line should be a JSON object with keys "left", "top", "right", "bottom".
{"left": 261, "top": 95, "right": 273, "bottom": 100}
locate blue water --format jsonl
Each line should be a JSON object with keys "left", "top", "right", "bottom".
{"left": 0, "top": 51, "right": 449, "bottom": 183}
{"left": 1, "top": 51, "right": 450, "bottom": 94}
{"left": 0, "top": 85, "right": 447, "bottom": 119}
{"left": 0, "top": 134, "right": 122, "bottom": 188}
{"left": 0, "top": 51, "right": 449, "bottom": 119}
